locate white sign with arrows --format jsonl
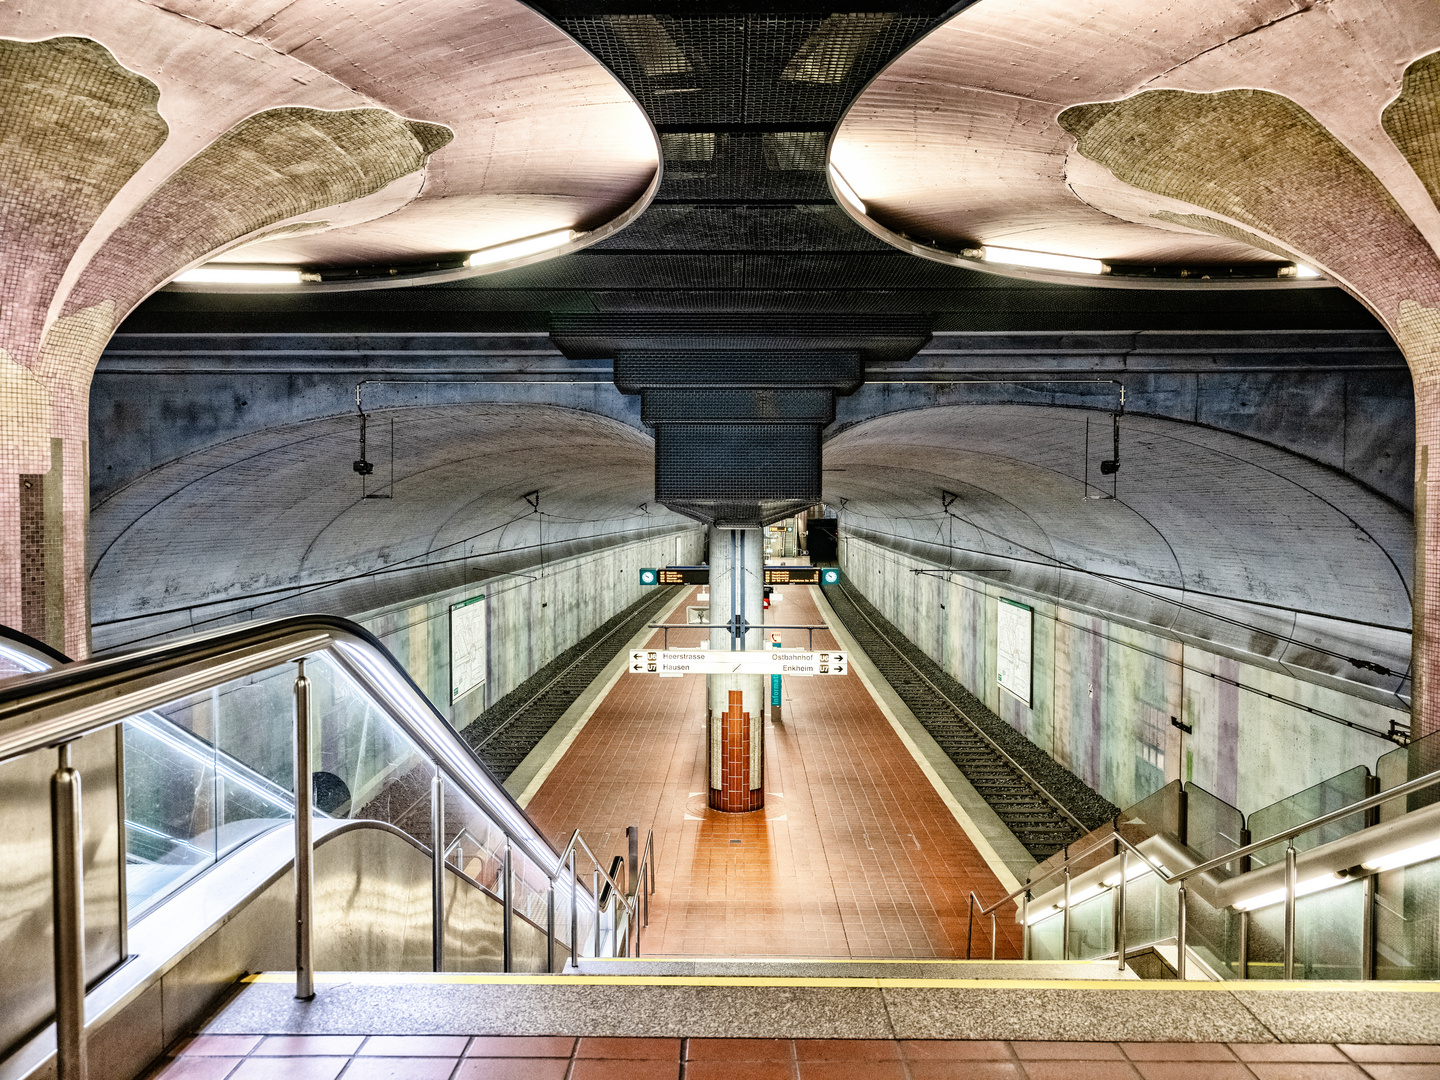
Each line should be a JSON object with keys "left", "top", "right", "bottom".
{"left": 629, "top": 649, "right": 847, "bottom": 676}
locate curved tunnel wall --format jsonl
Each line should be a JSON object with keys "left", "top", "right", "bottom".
{"left": 826, "top": 404, "right": 1413, "bottom": 812}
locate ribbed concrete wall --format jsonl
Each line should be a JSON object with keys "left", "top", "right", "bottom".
{"left": 357, "top": 531, "right": 703, "bottom": 727}
{"left": 841, "top": 532, "right": 1403, "bottom": 815}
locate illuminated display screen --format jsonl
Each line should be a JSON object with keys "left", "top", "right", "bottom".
{"left": 657, "top": 567, "right": 710, "bottom": 584}
{"left": 763, "top": 567, "right": 820, "bottom": 584}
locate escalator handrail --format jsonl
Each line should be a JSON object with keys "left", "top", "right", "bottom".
{"left": 0, "top": 613, "right": 567, "bottom": 878}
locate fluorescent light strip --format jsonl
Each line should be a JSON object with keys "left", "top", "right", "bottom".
{"left": 829, "top": 168, "right": 866, "bottom": 216}
{"left": 174, "top": 267, "right": 303, "bottom": 284}
{"left": 468, "top": 229, "right": 577, "bottom": 268}
{"left": 977, "top": 246, "right": 1105, "bottom": 275}
{"left": 1294, "top": 264, "right": 1322, "bottom": 278}
{"left": 1364, "top": 837, "right": 1440, "bottom": 873}
{"left": 1231, "top": 872, "right": 1348, "bottom": 912}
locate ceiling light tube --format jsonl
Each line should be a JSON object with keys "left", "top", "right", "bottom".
{"left": 174, "top": 267, "right": 304, "bottom": 284}
{"left": 1231, "top": 872, "right": 1347, "bottom": 912}
{"left": 1279, "top": 263, "right": 1323, "bottom": 279}
{"left": 829, "top": 168, "right": 866, "bottom": 215}
{"left": 468, "top": 229, "right": 577, "bottom": 268}
{"left": 973, "top": 246, "right": 1105, "bottom": 275}
{"left": 1363, "top": 837, "right": 1440, "bottom": 874}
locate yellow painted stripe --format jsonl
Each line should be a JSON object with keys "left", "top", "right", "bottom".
{"left": 243, "top": 972, "right": 1440, "bottom": 992}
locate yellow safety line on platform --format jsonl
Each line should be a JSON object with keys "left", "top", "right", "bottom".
{"left": 243, "top": 972, "right": 1440, "bottom": 992}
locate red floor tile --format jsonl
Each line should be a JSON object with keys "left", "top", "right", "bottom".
{"left": 1012, "top": 1042, "right": 1127, "bottom": 1060}
{"left": 171, "top": 1037, "right": 262, "bottom": 1058}
{"left": 1343, "top": 1049, "right": 1440, "bottom": 1063}
{"left": 340, "top": 1058, "right": 457, "bottom": 1080}
{"left": 576, "top": 1037, "right": 681, "bottom": 1059}
{"left": 901, "top": 1041, "right": 1012, "bottom": 1060}
{"left": 252, "top": 1036, "right": 364, "bottom": 1056}
{"left": 1247, "top": 1065, "right": 1369, "bottom": 1080}
{"left": 795, "top": 1062, "right": 907, "bottom": 1080}
{"left": 1121, "top": 1044, "right": 1238, "bottom": 1061}
{"left": 687, "top": 1038, "right": 796, "bottom": 1060}
{"left": 570, "top": 1060, "right": 680, "bottom": 1080}
{"left": 686, "top": 1061, "right": 795, "bottom": 1080}
{"left": 228, "top": 1059, "right": 349, "bottom": 1080}
{"left": 455, "top": 1060, "right": 569, "bottom": 1080}
{"left": 466, "top": 1037, "right": 576, "bottom": 1058}
{"left": 907, "top": 1064, "right": 1023, "bottom": 1080}
{"left": 1021, "top": 1063, "right": 1141, "bottom": 1080}
{"left": 148, "top": 1060, "right": 243, "bottom": 1080}
{"left": 794, "top": 1040, "right": 903, "bottom": 1061}
{"left": 1357, "top": 1067, "right": 1440, "bottom": 1080}
{"left": 1132, "top": 1064, "right": 1256, "bottom": 1080}
{"left": 1231, "top": 1046, "right": 1349, "bottom": 1062}
{"left": 359, "top": 1036, "right": 471, "bottom": 1056}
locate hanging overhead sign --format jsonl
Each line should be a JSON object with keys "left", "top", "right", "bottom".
{"left": 996, "top": 597, "right": 1033, "bottom": 706}
{"left": 629, "top": 649, "right": 847, "bottom": 676}
{"left": 639, "top": 566, "right": 827, "bottom": 587}
{"left": 763, "top": 567, "right": 819, "bottom": 584}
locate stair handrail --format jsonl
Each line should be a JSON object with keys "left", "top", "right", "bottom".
{"left": 966, "top": 765, "right": 1440, "bottom": 977}
{"left": 0, "top": 613, "right": 612, "bottom": 1080}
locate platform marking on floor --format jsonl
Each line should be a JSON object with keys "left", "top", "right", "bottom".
{"left": 807, "top": 584, "right": 1025, "bottom": 896}
{"left": 514, "top": 584, "right": 695, "bottom": 808}
{"left": 244, "top": 972, "right": 1440, "bottom": 992}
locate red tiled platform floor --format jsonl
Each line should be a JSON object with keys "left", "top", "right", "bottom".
{"left": 150, "top": 1034, "right": 1440, "bottom": 1080}
{"left": 525, "top": 585, "right": 1023, "bottom": 958}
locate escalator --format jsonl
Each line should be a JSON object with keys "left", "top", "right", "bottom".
{"left": 0, "top": 617, "right": 647, "bottom": 1080}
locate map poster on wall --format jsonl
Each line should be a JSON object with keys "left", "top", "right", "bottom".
{"left": 996, "top": 597, "right": 1033, "bottom": 707}
{"left": 450, "top": 594, "right": 487, "bottom": 703}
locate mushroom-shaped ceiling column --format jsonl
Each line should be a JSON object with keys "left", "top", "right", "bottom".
{"left": 0, "top": 2, "right": 658, "bottom": 656}
{"left": 831, "top": 0, "right": 1440, "bottom": 734}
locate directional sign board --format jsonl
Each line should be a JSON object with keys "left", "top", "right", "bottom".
{"left": 658, "top": 567, "right": 710, "bottom": 585}
{"left": 630, "top": 649, "right": 847, "bottom": 676}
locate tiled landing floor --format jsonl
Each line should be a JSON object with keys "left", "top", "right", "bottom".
{"left": 524, "top": 585, "right": 1022, "bottom": 958}
{"left": 149, "top": 1034, "right": 1440, "bottom": 1080}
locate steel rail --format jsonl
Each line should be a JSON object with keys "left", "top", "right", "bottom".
{"left": 475, "top": 585, "right": 680, "bottom": 751}
{"left": 832, "top": 580, "right": 1089, "bottom": 836}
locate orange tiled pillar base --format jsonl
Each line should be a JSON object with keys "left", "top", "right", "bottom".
{"left": 708, "top": 687, "right": 764, "bottom": 812}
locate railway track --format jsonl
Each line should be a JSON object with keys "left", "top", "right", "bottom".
{"left": 464, "top": 584, "right": 682, "bottom": 779}
{"left": 824, "top": 576, "right": 1116, "bottom": 860}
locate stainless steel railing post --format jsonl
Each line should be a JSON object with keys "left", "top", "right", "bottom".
{"left": 1176, "top": 880, "right": 1187, "bottom": 980}
{"left": 431, "top": 772, "right": 444, "bottom": 972}
{"left": 52, "top": 742, "right": 87, "bottom": 1080}
{"left": 546, "top": 881, "right": 556, "bottom": 974}
{"left": 966, "top": 892, "right": 976, "bottom": 959}
{"left": 1061, "top": 865, "right": 1071, "bottom": 961}
{"left": 1115, "top": 848, "right": 1128, "bottom": 972}
{"left": 1361, "top": 872, "right": 1375, "bottom": 980}
{"left": 1021, "top": 891, "right": 1030, "bottom": 960}
{"left": 1283, "top": 842, "right": 1297, "bottom": 980}
{"left": 1238, "top": 910, "right": 1250, "bottom": 979}
{"left": 593, "top": 869, "right": 602, "bottom": 958}
{"left": 293, "top": 660, "right": 314, "bottom": 1001}
{"left": 569, "top": 849, "right": 578, "bottom": 971}
{"left": 990, "top": 911, "right": 997, "bottom": 961}
{"left": 502, "top": 841, "right": 514, "bottom": 973}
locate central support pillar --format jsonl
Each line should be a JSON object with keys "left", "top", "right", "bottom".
{"left": 706, "top": 526, "right": 765, "bottom": 812}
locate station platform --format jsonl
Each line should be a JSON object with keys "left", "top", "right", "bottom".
{"left": 521, "top": 585, "right": 1023, "bottom": 958}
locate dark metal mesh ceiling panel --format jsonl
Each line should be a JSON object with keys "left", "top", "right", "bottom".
{"left": 642, "top": 387, "right": 835, "bottom": 424}
{"left": 593, "top": 206, "right": 891, "bottom": 251}
{"left": 615, "top": 351, "right": 862, "bottom": 391}
{"left": 655, "top": 424, "right": 821, "bottom": 500}
{"left": 560, "top": 14, "right": 933, "bottom": 126}
{"left": 653, "top": 133, "right": 831, "bottom": 203}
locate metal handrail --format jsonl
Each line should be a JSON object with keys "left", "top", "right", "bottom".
{"left": 0, "top": 613, "right": 643, "bottom": 1080}
{"left": 966, "top": 766, "right": 1440, "bottom": 976}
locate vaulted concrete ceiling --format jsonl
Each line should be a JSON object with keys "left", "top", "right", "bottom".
{"left": 830, "top": 0, "right": 1440, "bottom": 285}
{"left": 87, "top": 404, "right": 694, "bottom": 650}
{"left": 824, "top": 405, "right": 1413, "bottom": 705}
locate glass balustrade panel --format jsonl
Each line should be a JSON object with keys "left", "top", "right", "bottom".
{"left": 1374, "top": 855, "right": 1440, "bottom": 979}
{"left": 1244, "top": 879, "right": 1363, "bottom": 980}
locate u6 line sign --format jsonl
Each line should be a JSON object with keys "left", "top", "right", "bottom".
{"left": 630, "top": 650, "right": 847, "bottom": 676}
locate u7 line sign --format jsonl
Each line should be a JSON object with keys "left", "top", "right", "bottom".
{"left": 630, "top": 649, "right": 847, "bottom": 676}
